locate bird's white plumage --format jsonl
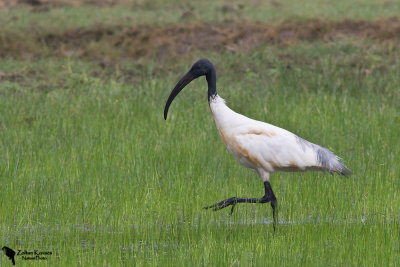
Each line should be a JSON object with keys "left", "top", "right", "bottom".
{"left": 209, "top": 94, "right": 346, "bottom": 181}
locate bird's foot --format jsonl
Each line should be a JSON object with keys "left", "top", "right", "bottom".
{"left": 203, "top": 197, "right": 238, "bottom": 214}
{"left": 204, "top": 196, "right": 261, "bottom": 215}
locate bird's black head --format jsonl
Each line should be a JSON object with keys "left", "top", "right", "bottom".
{"left": 164, "top": 59, "right": 216, "bottom": 120}
{"left": 188, "top": 58, "right": 214, "bottom": 78}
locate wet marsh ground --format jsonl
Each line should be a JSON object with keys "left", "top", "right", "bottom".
{"left": 0, "top": 0, "right": 400, "bottom": 266}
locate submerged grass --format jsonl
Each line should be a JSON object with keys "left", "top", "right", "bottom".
{"left": 1, "top": 1, "right": 400, "bottom": 266}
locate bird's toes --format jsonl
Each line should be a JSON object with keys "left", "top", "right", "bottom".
{"left": 204, "top": 198, "right": 235, "bottom": 211}
{"left": 210, "top": 202, "right": 226, "bottom": 211}
{"left": 203, "top": 202, "right": 220, "bottom": 210}
{"left": 213, "top": 198, "right": 236, "bottom": 211}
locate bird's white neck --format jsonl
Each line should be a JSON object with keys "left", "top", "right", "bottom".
{"left": 209, "top": 94, "right": 245, "bottom": 130}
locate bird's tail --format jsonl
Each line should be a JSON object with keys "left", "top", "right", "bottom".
{"left": 337, "top": 162, "right": 351, "bottom": 177}
{"left": 340, "top": 163, "right": 352, "bottom": 177}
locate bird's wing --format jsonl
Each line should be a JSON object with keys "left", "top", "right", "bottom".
{"left": 233, "top": 127, "right": 316, "bottom": 172}
{"left": 232, "top": 123, "right": 350, "bottom": 175}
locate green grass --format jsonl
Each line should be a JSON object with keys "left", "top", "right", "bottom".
{"left": 1, "top": 1, "right": 400, "bottom": 266}
{"left": 1, "top": 0, "right": 400, "bottom": 31}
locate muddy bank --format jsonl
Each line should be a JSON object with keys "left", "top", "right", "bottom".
{"left": 1, "top": 18, "right": 399, "bottom": 60}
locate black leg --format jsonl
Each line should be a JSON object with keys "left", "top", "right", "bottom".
{"left": 265, "top": 181, "right": 278, "bottom": 232}
{"left": 204, "top": 181, "right": 278, "bottom": 230}
{"left": 271, "top": 199, "right": 278, "bottom": 232}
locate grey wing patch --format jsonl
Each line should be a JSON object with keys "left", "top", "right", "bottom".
{"left": 316, "top": 146, "right": 337, "bottom": 169}
{"left": 295, "top": 135, "right": 314, "bottom": 152}
{"left": 296, "top": 135, "right": 337, "bottom": 167}
{"left": 296, "top": 135, "right": 351, "bottom": 176}
{"left": 317, "top": 146, "right": 352, "bottom": 176}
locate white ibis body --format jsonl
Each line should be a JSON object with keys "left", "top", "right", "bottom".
{"left": 164, "top": 59, "right": 351, "bottom": 230}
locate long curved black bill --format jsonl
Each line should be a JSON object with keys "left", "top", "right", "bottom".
{"left": 164, "top": 72, "right": 195, "bottom": 120}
